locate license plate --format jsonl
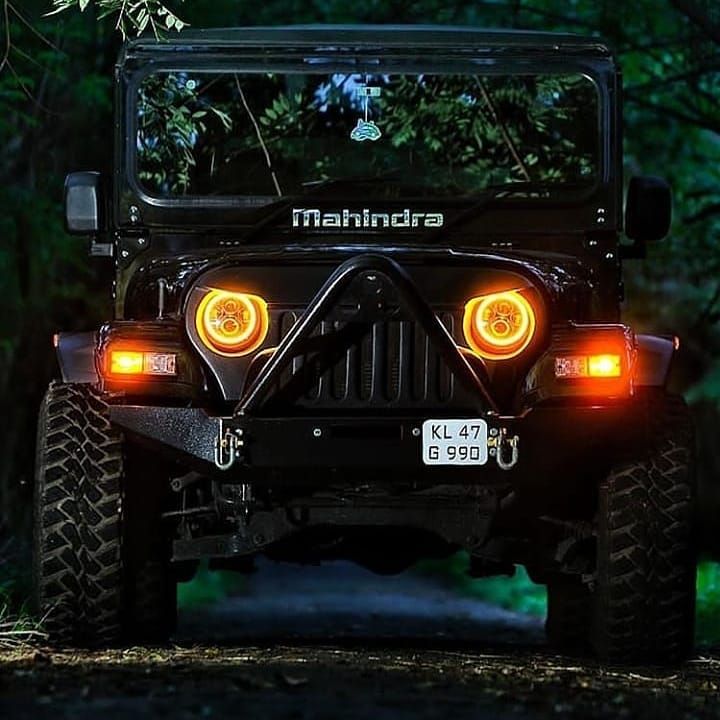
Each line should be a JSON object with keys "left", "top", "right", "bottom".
{"left": 421, "top": 419, "right": 488, "bottom": 466}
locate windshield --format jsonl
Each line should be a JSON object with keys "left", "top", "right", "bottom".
{"left": 134, "top": 69, "right": 600, "bottom": 200}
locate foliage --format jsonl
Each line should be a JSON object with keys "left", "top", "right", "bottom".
{"left": 47, "top": 0, "right": 186, "bottom": 38}
{"left": 0, "top": 601, "right": 46, "bottom": 648}
{"left": 0, "top": 542, "right": 46, "bottom": 647}
{"left": 420, "top": 552, "right": 720, "bottom": 645}
{"left": 417, "top": 553, "right": 547, "bottom": 617}
{"left": 697, "top": 561, "right": 720, "bottom": 645}
{"left": 137, "top": 73, "right": 232, "bottom": 193}
{"left": 177, "top": 562, "right": 245, "bottom": 609}
{"left": 137, "top": 70, "right": 597, "bottom": 197}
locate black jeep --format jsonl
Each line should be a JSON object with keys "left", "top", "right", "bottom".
{"left": 34, "top": 25, "right": 695, "bottom": 662}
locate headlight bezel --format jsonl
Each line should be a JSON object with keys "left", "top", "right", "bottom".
{"left": 195, "top": 289, "right": 270, "bottom": 357}
{"left": 462, "top": 289, "right": 537, "bottom": 361}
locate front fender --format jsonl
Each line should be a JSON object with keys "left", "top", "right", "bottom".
{"left": 635, "top": 334, "right": 676, "bottom": 387}
{"left": 55, "top": 331, "right": 98, "bottom": 384}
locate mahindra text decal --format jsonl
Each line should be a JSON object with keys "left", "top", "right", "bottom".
{"left": 292, "top": 208, "right": 445, "bottom": 230}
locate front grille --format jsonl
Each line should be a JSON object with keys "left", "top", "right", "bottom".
{"left": 274, "top": 311, "right": 465, "bottom": 409}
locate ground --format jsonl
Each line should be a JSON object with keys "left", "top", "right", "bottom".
{"left": 1, "top": 561, "right": 719, "bottom": 718}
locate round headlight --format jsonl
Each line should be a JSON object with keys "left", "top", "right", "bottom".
{"left": 463, "top": 290, "right": 536, "bottom": 360}
{"left": 195, "top": 290, "right": 269, "bottom": 356}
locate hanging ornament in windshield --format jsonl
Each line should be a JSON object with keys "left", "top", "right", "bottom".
{"left": 350, "top": 85, "right": 382, "bottom": 142}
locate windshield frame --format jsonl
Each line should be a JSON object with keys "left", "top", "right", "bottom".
{"left": 118, "top": 51, "right": 618, "bottom": 231}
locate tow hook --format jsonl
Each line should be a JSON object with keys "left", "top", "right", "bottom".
{"left": 488, "top": 428, "right": 520, "bottom": 471}
{"left": 214, "top": 421, "right": 243, "bottom": 470}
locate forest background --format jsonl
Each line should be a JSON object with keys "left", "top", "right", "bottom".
{"left": 0, "top": 0, "right": 718, "bottom": 633}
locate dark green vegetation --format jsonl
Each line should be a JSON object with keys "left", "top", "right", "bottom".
{"left": 136, "top": 70, "right": 597, "bottom": 196}
{"left": 419, "top": 554, "right": 720, "bottom": 646}
{"left": 0, "top": 0, "right": 718, "bottom": 637}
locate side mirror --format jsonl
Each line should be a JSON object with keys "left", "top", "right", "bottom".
{"left": 65, "top": 172, "right": 105, "bottom": 235}
{"left": 625, "top": 176, "right": 672, "bottom": 243}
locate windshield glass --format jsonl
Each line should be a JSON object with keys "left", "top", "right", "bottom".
{"left": 135, "top": 70, "right": 599, "bottom": 200}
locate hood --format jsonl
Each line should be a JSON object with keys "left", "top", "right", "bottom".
{"left": 122, "top": 245, "right": 598, "bottom": 323}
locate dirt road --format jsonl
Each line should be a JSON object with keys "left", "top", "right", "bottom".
{"left": 1, "top": 561, "right": 719, "bottom": 718}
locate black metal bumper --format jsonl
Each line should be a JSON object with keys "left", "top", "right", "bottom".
{"left": 107, "top": 254, "right": 647, "bottom": 480}
{"left": 109, "top": 401, "right": 645, "bottom": 485}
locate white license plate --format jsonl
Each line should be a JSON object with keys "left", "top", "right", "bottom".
{"left": 422, "top": 419, "right": 488, "bottom": 466}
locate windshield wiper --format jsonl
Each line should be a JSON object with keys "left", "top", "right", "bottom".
{"left": 238, "top": 170, "right": 401, "bottom": 244}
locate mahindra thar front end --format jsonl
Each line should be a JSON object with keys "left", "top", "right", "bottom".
{"left": 34, "top": 26, "right": 696, "bottom": 662}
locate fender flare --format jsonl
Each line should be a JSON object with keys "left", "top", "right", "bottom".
{"left": 55, "top": 331, "right": 99, "bottom": 384}
{"left": 635, "top": 333, "right": 676, "bottom": 388}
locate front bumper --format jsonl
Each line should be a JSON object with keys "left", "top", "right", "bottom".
{"left": 109, "top": 400, "right": 646, "bottom": 485}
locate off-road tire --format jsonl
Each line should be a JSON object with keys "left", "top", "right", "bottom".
{"left": 33, "top": 382, "right": 124, "bottom": 645}
{"left": 547, "top": 391, "right": 696, "bottom": 662}
{"left": 33, "top": 381, "right": 175, "bottom": 646}
{"left": 591, "top": 392, "right": 696, "bottom": 663}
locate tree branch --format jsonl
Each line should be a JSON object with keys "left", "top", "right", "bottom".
{"left": 475, "top": 77, "right": 531, "bottom": 182}
{"left": 235, "top": 76, "right": 282, "bottom": 196}
{"left": 0, "top": 0, "right": 11, "bottom": 75}
{"left": 624, "top": 92, "right": 720, "bottom": 134}
{"left": 626, "top": 63, "right": 720, "bottom": 92}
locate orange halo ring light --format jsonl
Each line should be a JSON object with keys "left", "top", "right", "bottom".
{"left": 195, "top": 289, "right": 269, "bottom": 357}
{"left": 463, "top": 290, "right": 537, "bottom": 360}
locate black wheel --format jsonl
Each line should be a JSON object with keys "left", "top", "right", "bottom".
{"left": 33, "top": 382, "right": 175, "bottom": 646}
{"left": 592, "top": 392, "right": 696, "bottom": 663}
{"left": 546, "top": 392, "right": 696, "bottom": 663}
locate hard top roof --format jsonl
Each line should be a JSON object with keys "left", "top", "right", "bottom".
{"left": 123, "top": 24, "right": 613, "bottom": 59}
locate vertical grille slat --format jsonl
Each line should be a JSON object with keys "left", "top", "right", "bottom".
{"left": 386, "top": 321, "right": 402, "bottom": 402}
{"left": 304, "top": 322, "right": 323, "bottom": 401}
{"left": 358, "top": 331, "right": 373, "bottom": 401}
{"left": 371, "top": 322, "right": 388, "bottom": 402}
{"left": 279, "top": 311, "right": 298, "bottom": 391}
{"left": 397, "top": 320, "right": 412, "bottom": 402}
{"left": 438, "top": 312, "right": 454, "bottom": 401}
{"left": 347, "top": 340, "right": 359, "bottom": 402}
{"left": 331, "top": 320, "right": 349, "bottom": 401}
{"left": 411, "top": 323, "right": 427, "bottom": 401}
{"left": 273, "top": 311, "right": 464, "bottom": 408}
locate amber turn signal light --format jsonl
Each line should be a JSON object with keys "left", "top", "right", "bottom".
{"left": 110, "top": 350, "right": 143, "bottom": 375}
{"left": 195, "top": 290, "right": 269, "bottom": 357}
{"left": 463, "top": 290, "right": 536, "bottom": 360}
{"left": 109, "top": 350, "right": 177, "bottom": 376}
{"left": 555, "top": 353, "right": 622, "bottom": 379}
